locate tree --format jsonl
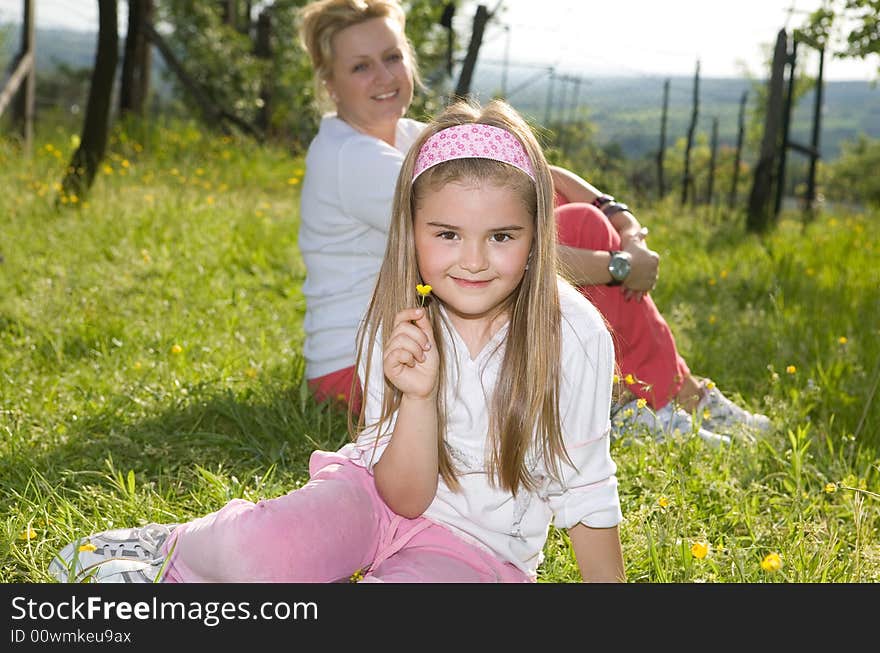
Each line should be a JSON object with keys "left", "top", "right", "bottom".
{"left": 59, "top": 0, "right": 118, "bottom": 204}
{"left": 799, "top": 1, "right": 880, "bottom": 71}
{"left": 120, "top": 0, "right": 154, "bottom": 117}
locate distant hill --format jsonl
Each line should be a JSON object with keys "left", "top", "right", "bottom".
{"left": 3, "top": 25, "right": 878, "bottom": 160}
{"left": 471, "top": 69, "right": 880, "bottom": 160}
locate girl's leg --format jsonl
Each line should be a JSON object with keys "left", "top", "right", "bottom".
{"left": 360, "top": 523, "right": 532, "bottom": 583}
{"left": 307, "top": 366, "right": 362, "bottom": 414}
{"left": 554, "top": 203, "right": 693, "bottom": 409}
{"left": 161, "top": 452, "right": 382, "bottom": 582}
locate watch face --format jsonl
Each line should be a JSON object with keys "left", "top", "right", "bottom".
{"left": 609, "top": 253, "right": 631, "bottom": 281}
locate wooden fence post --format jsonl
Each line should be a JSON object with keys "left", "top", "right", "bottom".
{"left": 707, "top": 116, "right": 718, "bottom": 205}
{"left": 774, "top": 37, "right": 798, "bottom": 219}
{"left": 729, "top": 90, "right": 747, "bottom": 208}
{"left": 10, "top": 0, "right": 36, "bottom": 151}
{"left": 681, "top": 60, "right": 700, "bottom": 206}
{"left": 805, "top": 47, "right": 824, "bottom": 213}
{"left": 747, "top": 29, "right": 787, "bottom": 233}
{"left": 657, "top": 78, "right": 669, "bottom": 198}
{"left": 454, "top": 4, "right": 491, "bottom": 99}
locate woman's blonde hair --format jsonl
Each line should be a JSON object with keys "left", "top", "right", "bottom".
{"left": 353, "top": 98, "right": 568, "bottom": 495}
{"left": 297, "top": 0, "right": 420, "bottom": 110}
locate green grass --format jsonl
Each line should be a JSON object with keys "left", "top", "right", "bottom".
{"left": 1, "top": 120, "right": 878, "bottom": 583}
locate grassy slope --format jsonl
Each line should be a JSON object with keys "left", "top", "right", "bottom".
{"left": 1, "top": 121, "right": 877, "bottom": 583}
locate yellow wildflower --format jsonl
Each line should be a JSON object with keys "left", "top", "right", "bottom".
{"left": 18, "top": 527, "right": 37, "bottom": 541}
{"left": 636, "top": 398, "right": 647, "bottom": 409}
{"left": 624, "top": 374, "right": 635, "bottom": 385}
{"left": 349, "top": 568, "right": 366, "bottom": 582}
{"left": 824, "top": 482, "right": 837, "bottom": 494}
{"left": 708, "top": 278, "right": 717, "bottom": 286}
{"left": 170, "top": 344, "right": 183, "bottom": 355}
{"left": 720, "top": 269, "right": 729, "bottom": 279}
{"left": 245, "top": 367, "right": 258, "bottom": 379}
{"left": 838, "top": 336, "right": 848, "bottom": 345}
{"left": 786, "top": 365, "right": 797, "bottom": 374}
{"left": 657, "top": 496, "right": 669, "bottom": 508}
{"left": 416, "top": 284, "right": 432, "bottom": 308}
{"left": 708, "top": 315, "right": 717, "bottom": 325}
{"left": 612, "top": 374, "right": 620, "bottom": 384}
{"left": 760, "top": 552, "right": 783, "bottom": 572}
{"left": 706, "top": 381, "right": 716, "bottom": 390}
{"left": 79, "top": 543, "right": 97, "bottom": 552}
{"left": 691, "top": 541, "right": 709, "bottom": 559}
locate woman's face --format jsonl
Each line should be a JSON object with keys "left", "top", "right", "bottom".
{"left": 325, "top": 17, "right": 414, "bottom": 144}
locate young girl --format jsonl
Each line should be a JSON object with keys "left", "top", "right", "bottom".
{"left": 49, "top": 99, "right": 624, "bottom": 584}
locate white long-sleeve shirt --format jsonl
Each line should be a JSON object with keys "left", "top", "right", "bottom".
{"left": 339, "top": 280, "right": 622, "bottom": 578}
{"left": 298, "top": 115, "right": 426, "bottom": 379}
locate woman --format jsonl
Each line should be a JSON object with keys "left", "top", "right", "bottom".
{"left": 296, "top": 0, "right": 769, "bottom": 442}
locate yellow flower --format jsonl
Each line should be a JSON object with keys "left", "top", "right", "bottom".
{"left": 703, "top": 408, "right": 711, "bottom": 421}
{"left": 786, "top": 365, "right": 797, "bottom": 374}
{"left": 245, "top": 367, "right": 258, "bottom": 379}
{"left": 720, "top": 269, "right": 728, "bottom": 279}
{"left": 636, "top": 398, "right": 647, "bottom": 409}
{"left": 624, "top": 374, "right": 635, "bottom": 385}
{"left": 70, "top": 134, "right": 81, "bottom": 149}
{"left": 706, "top": 381, "right": 716, "bottom": 390}
{"left": 708, "top": 278, "right": 717, "bottom": 286}
{"left": 416, "top": 284, "right": 432, "bottom": 307}
{"left": 133, "top": 361, "right": 142, "bottom": 370}
{"left": 691, "top": 541, "right": 709, "bottom": 559}
{"left": 170, "top": 344, "right": 183, "bottom": 355}
{"left": 612, "top": 374, "right": 620, "bottom": 384}
{"left": 657, "top": 496, "right": 669, "bottom": 508}
{"left": 18, "top": 527, "right": 37, "bottom": 541}
{"left": 349, "top": 568, "right": 365, "bottom": 583}
{"left": 824, "top": 482, "right": 837, "bottom": 494}
{"left": 760, "top": 552, "right": 783, "bottom": 572}
{"left": 78, "top": 543, "right": 97, "bottom": 552}
{"left": 708, "top": 315, "right": 717, "bottom": 325}
{"left": 838, "top": 336, "right": 848, "bottom": 345}
{"left": 287, "top": 177, "right": 301, "bottom": 185}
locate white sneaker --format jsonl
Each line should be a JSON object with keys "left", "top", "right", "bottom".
{"left": 612, "top": 400, "right": 731, "bottom": 448}
{"left": 49, "top": 523, "right": 177, "bottom": 583}
{"left": 698, "top": 383, "right": 771, "bottom": 436}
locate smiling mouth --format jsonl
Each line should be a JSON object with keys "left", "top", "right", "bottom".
{"left": 373, "top": 90, "right": 398, "bottom": 101}
{"left": 451, "top": 277, "right": 491, "bottom": 288}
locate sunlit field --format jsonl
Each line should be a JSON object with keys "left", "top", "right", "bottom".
{"left": 1, "top": 120, "right": 878, "bottom": 582}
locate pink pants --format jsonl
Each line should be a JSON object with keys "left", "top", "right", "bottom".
{"left": 555, "top": 203, "right": 690, "bottom": 409}
{"left": 159, "top": 450, "right": 531, "bottom": 583}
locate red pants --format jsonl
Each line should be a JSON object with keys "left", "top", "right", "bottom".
{"left": 311, "top": 203, "right": 689, "bottom": 412}
{"left": 555, "top": 203, "right": 689, "bottom": 409}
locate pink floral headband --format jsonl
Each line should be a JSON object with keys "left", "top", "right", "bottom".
{"left": 411, "top": 123, "right": 536, "bottom": 182}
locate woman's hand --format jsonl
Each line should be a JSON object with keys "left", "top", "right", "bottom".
{"left": 383, "top": 308, "right": 439, "bottom": 400}
{"left": 621, "top": 239, "right": 659, "bottom": 301}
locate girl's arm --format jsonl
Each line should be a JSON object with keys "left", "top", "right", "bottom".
{"left": 567, "top": 523, "right": 626, "bottom": 583}
{"left": 373, "top": 308, "right": 441, "bottom": 518}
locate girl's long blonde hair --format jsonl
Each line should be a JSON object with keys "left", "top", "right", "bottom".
{"left": 352, "top": 98, "right": 568, "bottom": 495}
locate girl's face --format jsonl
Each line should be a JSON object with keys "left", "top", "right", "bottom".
{"left": 325, "top": 17, "right": 414, "bottom": 144}
{"left": 414, "top": 179, "right": 534, "bottom": 329}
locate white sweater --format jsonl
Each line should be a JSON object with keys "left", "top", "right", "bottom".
{"left": 298, "top": 115, "right": 426, "bottom": 379}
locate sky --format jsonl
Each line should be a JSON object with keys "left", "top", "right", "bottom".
{"left": 1, "top": 0, "right": 877, "bottom": 81}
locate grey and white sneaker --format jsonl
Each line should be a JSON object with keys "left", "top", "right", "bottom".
{"left": 698, "top": 383, "right": 771, "bottom": 437}
{"left": 49, "top": 523, "right": 177, "bottom": 584}
{"left": 612, "top": 400, "right": 731, "bottom": 448}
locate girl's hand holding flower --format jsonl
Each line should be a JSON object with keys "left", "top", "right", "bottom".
{"left": 383, "top": 306, "right": 439, "bottom": 400}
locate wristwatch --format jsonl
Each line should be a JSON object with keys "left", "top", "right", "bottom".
{"left": 607, "top": 250, "right": 632, "bottom": 286}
